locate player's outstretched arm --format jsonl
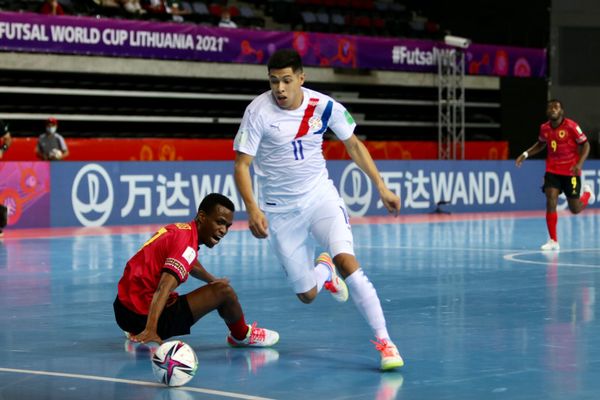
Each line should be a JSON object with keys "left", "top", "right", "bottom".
{"left": 516, "top": 141, "right": 546, "bottom": 167}
{"left": 234, "top": 151, "right": 269, "bottom": 238}
{"left": 130, "top": 272, "right": 178, "bottom": 344}
{"left": 190, "top": 259, "right": 217, "bottom": 283}
{"left": 343, "top": 135, "right": 401, "bottom": 216}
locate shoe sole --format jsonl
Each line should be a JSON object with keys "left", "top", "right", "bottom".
{"left": 227, "top": 335, "right": 280, "bottom": 348}
{"left": 381, "top": 359, "right": 404, "bottom": 370}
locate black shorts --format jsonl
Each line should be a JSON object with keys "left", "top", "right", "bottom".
{"left": 113, "top": 295, "right": 194, "bottom": 340}
{"left": 542, "top": 172, "right": 581, "bottom": 199}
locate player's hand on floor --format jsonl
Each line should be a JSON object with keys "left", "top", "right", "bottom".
{"left": 130, "top": 329, "right": 162, "bottom": 345}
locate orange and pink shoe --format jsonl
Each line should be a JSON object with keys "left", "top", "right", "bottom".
{"left": 317, "top": 252, "right": 349, "bottom": 302}
{"left": 227, "top": 322, "right": 279, "bottom": 348}
{"left": 372, "top": 338, "right": 404, "bottom": 370}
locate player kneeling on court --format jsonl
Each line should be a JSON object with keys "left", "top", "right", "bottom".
{"left": 113, "top": 193, "right": 279, "bottom": 348}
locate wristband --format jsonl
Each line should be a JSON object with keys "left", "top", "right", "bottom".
{"left": 522, "top": 151, "right": 529, "bottom": 159}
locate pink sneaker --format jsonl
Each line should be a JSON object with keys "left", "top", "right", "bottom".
{"left": 317, "top": 252, "right": 349, "bottom": 302}
{"left": 372, "top": 338, "right": 404, "bottom": 370}
{"left": 227, "top": 322, "right": 279, "bottom": 348}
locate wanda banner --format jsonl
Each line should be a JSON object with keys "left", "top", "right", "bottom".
{"left": 3, "top": 160, "right": 599, "bottom": 229}
{"left": 0, "top": 11, "right": 546, "bottom": 77}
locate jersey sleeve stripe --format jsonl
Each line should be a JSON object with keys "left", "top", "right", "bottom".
{"left": 165, "top": 258, "right": 188, "bottom": 282}
{"left": 294, "top": 98, "right": 320, "bottom": 139}
{"left": 313, "top": 100, "right": 333, "bottom": 135}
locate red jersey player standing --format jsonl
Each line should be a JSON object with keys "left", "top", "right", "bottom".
{"left": 515, "top": 99, "right": 595, "bottom": 251}
{"left": 113, "top": 193, "right": 279, "bottom": 347}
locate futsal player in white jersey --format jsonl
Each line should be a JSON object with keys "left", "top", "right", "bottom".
{"left": 233, "top": 49, "right": 403, "bottom": 370}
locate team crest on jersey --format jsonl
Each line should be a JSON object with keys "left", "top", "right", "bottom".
{"left": 558, "top": 130, "right": 566, "bottom": 139}
{"left": 175, "top": 223, "right": 191, "bottom": 230}
{"left": 308, "top": 116, "right": 323, "bottom": 131}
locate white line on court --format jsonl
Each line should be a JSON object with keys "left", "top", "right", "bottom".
{"left": 356, "top": 244, "right": 523, "bottom": 252}
{"left": 504, "top": 249, "right": 600, "bottom": 269}
{"left": 0, "top": 367, "right": 276, "bottom": 400}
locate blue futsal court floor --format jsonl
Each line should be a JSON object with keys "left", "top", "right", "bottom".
{"left": 1, "top": 210, "right": 599, "bottom": 400}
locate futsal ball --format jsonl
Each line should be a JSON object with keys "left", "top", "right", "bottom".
{"left": 151, "top": 340, "right": 198, "bottom": 387}
{"left": 50, "top": 149, "right": 63, "bottom": 159}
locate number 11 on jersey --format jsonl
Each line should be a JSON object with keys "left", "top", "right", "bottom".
{"left": 292, "top": 140, "right": 304, "bottom": 160}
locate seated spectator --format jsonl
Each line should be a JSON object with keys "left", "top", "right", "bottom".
{"left": 142, "top": 0, "right": 166, "bottom": 14}
{"left": 143, "top": 0, "right": 189, "bottom": 21}
{"left": 39, "top": 0, "right": 65, "bottom": 15}
{"left": 168, "top": 1, "right": 191, "bottom": 22}
{"left": 0, "top": 120, "right": 11, "bottom": 159}
{"left": 95, "top": 0, "right": 121, "bottom": 6}
{"left": 121, "top": 0, "right": 146, "bottom": 14}
{"left": 36, "top": 117, "right": 69, "bottom": 161}
{"left": 218, "top": 9, "right": 238, "bottom": 29}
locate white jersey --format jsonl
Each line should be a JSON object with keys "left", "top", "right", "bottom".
{"left": 234, "top": 87, "right": 356, "bottom": 212}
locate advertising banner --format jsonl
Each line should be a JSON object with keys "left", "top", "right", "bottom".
{"left": 50, "top": 160, "right": 600, "bottom": 228}
{"left": 0, "top": 162, "right": 50, "bottom": 228}
{"left": 3, "top": 138, "right": 508, "bottom": 162}
{"left": 0, "top": 12, "right": 546, "bottom": 77}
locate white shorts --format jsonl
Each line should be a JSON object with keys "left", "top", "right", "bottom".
{"left": 266, "top": 181, "right": 355, "bottom": 293}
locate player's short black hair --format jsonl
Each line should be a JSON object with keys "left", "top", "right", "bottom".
{"left": 0, "top": 120, "right": 8, "bottom": 134}
{"left": 548, "top": 98, "right": 563, "bottom": 109}
{"left": 267, "top": 49, "right": 303, "bottom": 73}
{"left": 198, "top": 193, "right": 235, "bottom": 215}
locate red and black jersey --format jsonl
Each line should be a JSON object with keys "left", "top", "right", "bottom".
{"left": 539, "top": 118, "right": 587, "bottom": 176}
{"left": 117, "top": 221, "right": 199, "bottom": 315}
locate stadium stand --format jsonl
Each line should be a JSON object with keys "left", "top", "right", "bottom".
{"left": 0, "top": 0, "right": 549, "bottom": 159}
{"left": 0, "top": 67, "right": 501, "bottom": 142}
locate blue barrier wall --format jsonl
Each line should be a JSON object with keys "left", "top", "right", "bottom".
{"left": 47, "top": 160, "right": 600, "bottom": 228}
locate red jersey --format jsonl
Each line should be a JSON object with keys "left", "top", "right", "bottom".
{"left": 117, "top": 221, "right": 199, "bottom": 315}
{"left": 538, "top": 117, "right": 587, "bottom": 176}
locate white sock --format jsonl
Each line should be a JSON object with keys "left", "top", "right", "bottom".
{"left": 314, "top": 262, "right": 331, "bottom": 292}
{"left": 346, "top": 268, "right": 390, "bottom": 340}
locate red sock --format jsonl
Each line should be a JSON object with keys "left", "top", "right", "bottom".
{"left": 546, "top": 211, "right": 558, "bottom": 241}
{"left": 580, "top": 192, "right": 591, "bottom": 208}
{"left": 227, "top": 316, "right": 249, "bottom": 340}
